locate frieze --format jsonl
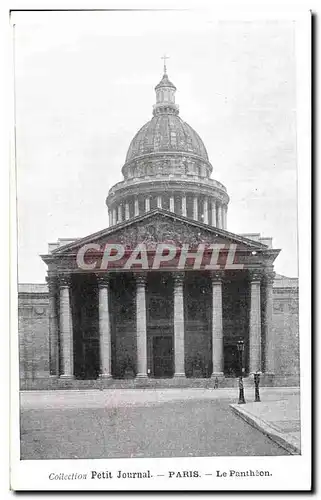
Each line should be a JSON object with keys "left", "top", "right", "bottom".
{"left": 112, "top": 218, "right": 225, "bottom": 249}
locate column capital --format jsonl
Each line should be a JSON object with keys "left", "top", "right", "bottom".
{"left": 248, "top": 270, "right": 263, "bottom": 283}
{"left": 45, "top": 275, "right": 58, "bottom": 292}
{"left": 96, "top": 273, "right": 110, "bottom": 288}
{"left": 135, "top": 273, "right": 147, "bottom": 287}
{"left": 210, "top": 271, "right": 224, "bottom": 283}
{"left": 263, "top": 270, "right": 276, "bottom": 284}
{"left": 173, "top": 271, "right": 185, "bottom": 287}
{"left": 58, "top": 275, "right": 71, "bottom": 288}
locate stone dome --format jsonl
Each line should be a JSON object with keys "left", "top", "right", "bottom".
{"left": 106, "top": 67, "right": 229, "bottom": 231}
{"left": 125, "top": 114, "right": 209, "bottom": 163}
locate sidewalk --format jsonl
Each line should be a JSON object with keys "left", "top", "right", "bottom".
{"left": 20, "top": 386, "right": 298, "bottom": 409}
{"left": 230, "top": 393, "right": 300, "bottom": 455}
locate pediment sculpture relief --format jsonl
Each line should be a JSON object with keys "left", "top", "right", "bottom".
{"left": 112, "top": 218, "right": 224, "bottom": 249}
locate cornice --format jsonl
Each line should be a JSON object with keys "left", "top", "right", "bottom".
{"left": 107, "top": 178, "right": 229, "bottom": 207}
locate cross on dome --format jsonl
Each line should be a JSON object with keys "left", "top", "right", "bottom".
{"left": 161, "top": 54, "right": 170, "bottom": 74}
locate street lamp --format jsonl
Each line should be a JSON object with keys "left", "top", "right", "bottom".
{"left": 237, "top": 340, "right": 246, "bottom": 404}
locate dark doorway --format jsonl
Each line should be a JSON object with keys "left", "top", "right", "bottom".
{"left": 224, "top": 344, "right": 240, "bottom": 378}
{"left": 152, "top": 336, "right": 173, "bottom": 378}
{"left": 72, "top": 275, "right": 100, "bottom": 380}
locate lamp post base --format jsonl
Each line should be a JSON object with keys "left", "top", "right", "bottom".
{"left": 238, "top": 376, "right": 246, "bottom": 404}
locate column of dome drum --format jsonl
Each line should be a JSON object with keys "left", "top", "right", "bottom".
{"left": 108, "top": 195, "right": 227, "bottom": 229}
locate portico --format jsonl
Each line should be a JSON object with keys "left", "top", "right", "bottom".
{"left": 43, "top": 210, "right": 278, "bottom": 385}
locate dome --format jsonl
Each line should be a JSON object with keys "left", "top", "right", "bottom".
{"left": 106, "top": 66, "right": 229, "bottom": 230}
{"left": 125, "top": 70, "right": 209, "bottom": 164}
{"left": 125, "top": 114, "right": 209, "bottom": 163}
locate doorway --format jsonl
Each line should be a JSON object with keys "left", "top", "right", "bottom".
{"left": 152, "top": 336, "right": 174, "bottom": 378}
{"left": 224, "top": 344, "right": 241, "bottom": 378}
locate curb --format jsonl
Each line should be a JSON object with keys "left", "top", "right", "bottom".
{"left": 230, "top": 403, "right": 300, "bottom": 455}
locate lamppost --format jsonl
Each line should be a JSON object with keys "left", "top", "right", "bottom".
{"left": 237, "top": 340, "right": 246, "bottom": 404}
{"left": 254, "top": 371, "right": 261, "bottom": 402}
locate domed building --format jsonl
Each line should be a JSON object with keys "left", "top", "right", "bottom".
{"left": 106, "top": 69, "right": 229, "bottom": 230}
{"left": 18, "top": 67, "right": 299, "bottom": 390}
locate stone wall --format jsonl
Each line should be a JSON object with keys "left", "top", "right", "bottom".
{"left": 272, "top": 275, "right": 300, "bottom": 385}
{"left": 18, "top": 285, "right": 49, "bottom": 381}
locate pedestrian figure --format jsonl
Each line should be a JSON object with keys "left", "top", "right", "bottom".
{"left": 214, "top": 377, "right": 219, "bottom": 389}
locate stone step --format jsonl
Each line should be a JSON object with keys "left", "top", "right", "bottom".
{"left": 20, "top": 375, "right": 273, "bottom": 391}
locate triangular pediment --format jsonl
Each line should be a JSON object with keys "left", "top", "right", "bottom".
{"left": 50, "top": 209, "right": 268, "bottom": 256}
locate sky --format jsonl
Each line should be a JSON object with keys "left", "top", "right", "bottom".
{"left": 13, "top": 10, "right": 298, "bottom": 282}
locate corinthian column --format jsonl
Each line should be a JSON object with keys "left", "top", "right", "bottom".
{"left": 211, "top": 201, "right": 217, "bottom": 227}
{"left": 97, "top": 275, "right": 112, "bottom": 378}
{"left": 59, "top": 276, "right": 73, "bottom": 378}
{"left": 223, "top": 205, "right": 228, "bottom": 229}
{"left": 117, "top": 204, "right": 122, "bottom": 223}
{"left": 173, "top": 273, "right": 185, "bottom": 377}
{"left": 125, "top": 202, "right": 130, "bottom": 220}
{"left": 193, "top": 196, "right": 198, "bottom": 221}
{"left": 249, "top": 272, "right": 262, "bottom": 373}
{"left": 134, "top": 198, "right": 139, "bottom": 216}
{"left": 46, "top": 276, "right": 59, "bottom": 376}
{"left": 203, "top": 198, "right": 209, "bottom": 224}
{"left": 169, "top": 195, "right": 175, "bottom": 212}
{"left": 135, "top": 274, "right": 147, "bottom": 378}
{"left": 211, "top": 272, "right": 224, "bottom": 376}
{"left": 264, "top": 272, "right": 275, "bottom": 374}
{"left": 217, "top": 204, "right": 223, "bottom": 229}
{"left": 181, "top": 195, "right": 187, "bottom": 217}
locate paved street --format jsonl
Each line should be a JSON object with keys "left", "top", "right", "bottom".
{"left": 20, "top": 389, "right": 292, "bottom": 459}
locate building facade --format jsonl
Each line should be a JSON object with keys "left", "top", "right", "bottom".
{"left": 18, "top": 69, "right": 299, "bottom": 389}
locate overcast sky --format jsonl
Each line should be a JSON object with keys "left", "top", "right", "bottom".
{"left": 13, "top": 11, "right": 298, "bottom": 282}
